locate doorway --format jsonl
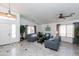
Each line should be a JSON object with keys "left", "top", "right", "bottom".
{"left": 0, "top": 23, "right": 16, "bottom": 45}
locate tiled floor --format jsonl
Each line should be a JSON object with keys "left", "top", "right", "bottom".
{"left": 0, "top": 40, "right": 79, "bottom": 56}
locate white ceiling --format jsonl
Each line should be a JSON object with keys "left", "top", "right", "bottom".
{"left": 1, "top": 3, "right": 79, "bottom": 24}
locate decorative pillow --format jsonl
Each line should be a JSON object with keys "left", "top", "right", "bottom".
{"left": 49, "top": 38, "right": 54, "bottom": 41}
{"left": 46, "top": 34, "right": 49, "bottom": 37}
{"left": 31, "top": 34, "right": 37, "bottom": 37}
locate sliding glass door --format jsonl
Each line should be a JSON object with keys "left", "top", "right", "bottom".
{"left": 59, "top": 24, "right": 74, "bottom": 43}
{"left": 59, "top": 24, "right": 74, "bottom": 38}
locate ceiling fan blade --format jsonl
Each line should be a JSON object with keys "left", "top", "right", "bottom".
{"left": 58, "top": 12, "right": 75, "bottom": 19}
{"left": 64, "top": 13, "right": 75, "bottom": 17}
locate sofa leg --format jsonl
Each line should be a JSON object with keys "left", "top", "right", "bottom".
{"left": 45, "top": 47, "right": 58, "bottom": 51}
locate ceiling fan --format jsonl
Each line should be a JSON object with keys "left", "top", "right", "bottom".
{"left": 58, "top": 13, "right": 75, "bottom": 19}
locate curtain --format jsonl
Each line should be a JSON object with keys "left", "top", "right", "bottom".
{"left": 73, "top": 22, "right": 79, "bottom": 44}
{"left": 34, "top": 26, "right": 36, "bottom": 33}
{"left": 25, "top": 25, "right": 28, "bottom": 39}
{"left": 56, "top": 24, "right": 60, "bottom": 36}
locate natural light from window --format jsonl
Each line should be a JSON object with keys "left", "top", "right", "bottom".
{"left": 12, "top": 24, "right": 16, "bottom": 38}
{"left": 27, "top": 26, "right": 35, "bottom": 34}
{"left": 59, "top": 24, "right": 74, "bottom": 37}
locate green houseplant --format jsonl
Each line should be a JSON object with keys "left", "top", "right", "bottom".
{"left": 20, "top": 25, "right": 25, "bottom": 40}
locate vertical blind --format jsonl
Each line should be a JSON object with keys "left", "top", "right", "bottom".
{"left": 12, "top": 24, "right": 16, "bottom": 38}
{"left": 27, "top": 26, "right": 35, "bottom": 34}
{"left": 59, "top": 24, "right": 74, "bottom": 37}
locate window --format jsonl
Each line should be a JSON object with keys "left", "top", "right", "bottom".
{"left": 59, "top": 24, "right": 74, "bottom": 37}
{"left": 66, "top": 25, "right": 74, "bottom": 37}
{"left": 27, "top": 26, "right": 35, "bottom": 34}
{"left": 12, "top": 24, "right": 16, "bottom": 38}
{"left": 59, "top": 25, "right": 66, "bottom": 36}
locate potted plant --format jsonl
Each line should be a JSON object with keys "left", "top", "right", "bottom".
{"left": 20, "top": 25, "right": 25, "bottom": 41}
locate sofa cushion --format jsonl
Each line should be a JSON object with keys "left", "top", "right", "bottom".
{"left": 46, "top": 34, "right": 49, "bottom": 37}
{"left": 31, "top": 34, "right": 37, "bottom": 37}
{"left": 49, "top": 38, "right": 55, "bottom": 41}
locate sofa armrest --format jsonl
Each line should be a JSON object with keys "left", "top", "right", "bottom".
{"left": 44, "top": 39, "right": 60, "bottom": 51}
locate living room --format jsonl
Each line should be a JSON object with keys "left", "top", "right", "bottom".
{"left": 0, "top": 0, "right": 79, "bottom": 57}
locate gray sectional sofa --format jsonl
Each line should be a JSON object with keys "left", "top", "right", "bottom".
{"left": 44, "top": 36, "right": 61, "bottom": 51}
{"left": 27, "top": 33, "right": 37, "bottom": 42}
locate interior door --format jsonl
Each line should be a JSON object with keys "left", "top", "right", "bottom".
{"left": 0, "top": 24, "right": 10, "bottom": 45}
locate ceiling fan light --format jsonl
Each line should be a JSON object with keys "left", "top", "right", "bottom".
{"left": 7, "top": 13, "right": 12, "bottom": 17}
{"left": 0, "top": 12, "right": 16, "bottom": 20}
